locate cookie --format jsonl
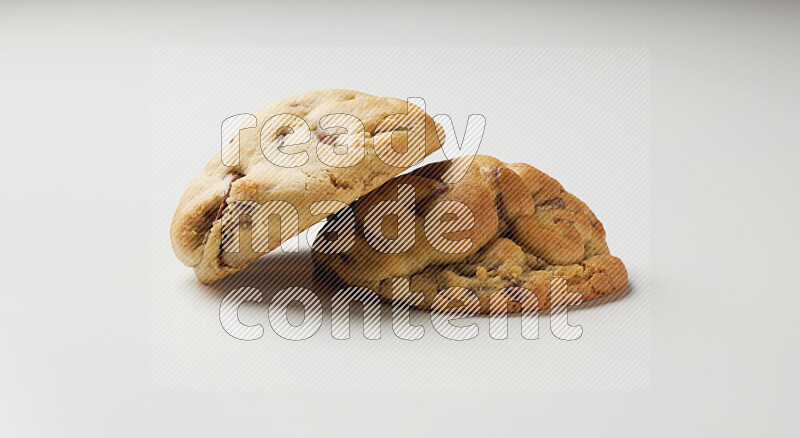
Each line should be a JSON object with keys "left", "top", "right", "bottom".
{"left": 312, "top": 155, "right": 627, "bottom": 312}
{"left": 171, "top": 89, "right": 444, "bottom": 283}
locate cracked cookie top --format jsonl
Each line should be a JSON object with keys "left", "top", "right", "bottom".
{"left": 312, "top": 155, "right": 627, "bottom": 312}
{"left": 170, "top": 89, "right": 443, "bottom": 283}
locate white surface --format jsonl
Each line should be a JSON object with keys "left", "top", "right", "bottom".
{"left": 1, "top": 1, "right": 799, "bottom": 436}
{"left": 151, "top": 47, "right": 650, "bottom": 391}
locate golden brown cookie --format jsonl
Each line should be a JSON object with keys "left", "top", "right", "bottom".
{"left": 312, "top": 155, "right": 627, "bottom": 312}
{"left": 171, "top": 89, "right": 443, "bottom": 283}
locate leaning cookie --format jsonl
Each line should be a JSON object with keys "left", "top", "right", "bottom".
{"left": 171, "top": 89, "right": 444, "bottom": 283}
{"left": 312, "top": 155, "right": 627, "bottom": 312}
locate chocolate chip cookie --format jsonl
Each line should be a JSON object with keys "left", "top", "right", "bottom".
{"left": 171, "top": 89, "right": 443, "bottom": 283}
{"left": 312, "top": 155, "right": 627, "bottom": 312}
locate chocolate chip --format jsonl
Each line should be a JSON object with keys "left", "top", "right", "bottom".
{"left": 538, "top": 197, "right": 566, "bottom": 210}
{"left": 215, "top": 174, "right": 243, "bottom": 220}
{"left": 329, "top": 174, "right": 351, "bottom": 190}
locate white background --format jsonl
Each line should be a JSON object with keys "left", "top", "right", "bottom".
{"left": 151, "top": 47, "right": 650, "bottom": 391}
{"left": 1, "top": 1, "right": 799, "bottom": 436}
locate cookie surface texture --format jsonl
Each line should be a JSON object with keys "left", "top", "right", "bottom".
{"left": 312, "top": 155, "right": 627, "bottom": 312}
{"left": 171, "top": 89, "right": 444, "bottom": 283}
